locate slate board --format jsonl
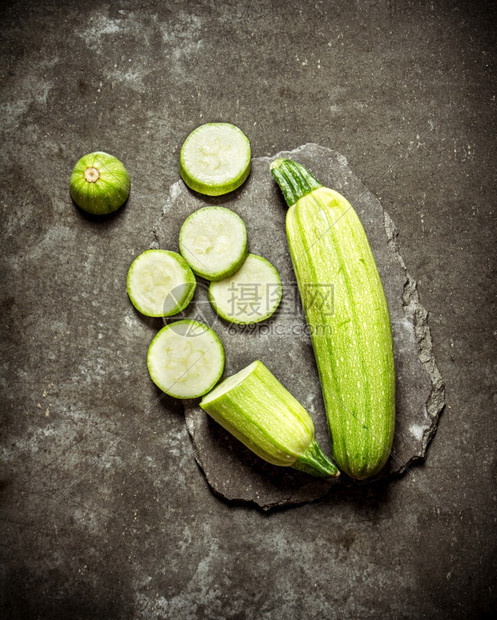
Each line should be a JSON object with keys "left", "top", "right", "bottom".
{"left": 153, "top": 144, "right": 445, "bottom": 510}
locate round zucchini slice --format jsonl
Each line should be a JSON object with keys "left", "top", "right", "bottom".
{"left": 179, "top": 206, "right": 248, "bottom": 281}
{"left": 209, "top": 254, "right": 282, "bottom": 324}
{"left": 179, "top": 123, "right": 251, "bottom": 196}
{"left": 127, "top": 250, "right": 196, "bottom": 317}
{"left": 147, "top": 320, "right": 225, "bottom": 399}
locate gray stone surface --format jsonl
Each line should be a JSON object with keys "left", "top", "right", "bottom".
{"left": 1, "top": 1, "right": 496, "bottom": 618}
{"left": 155, "top": 144, "right": 445, "bottom": 509}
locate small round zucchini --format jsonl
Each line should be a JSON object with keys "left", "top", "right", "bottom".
{"left": 147, "top": 320, "right": 225, "bottom": 399}
{"left": 70, "top": 151, "right": 130, "bottom": 215}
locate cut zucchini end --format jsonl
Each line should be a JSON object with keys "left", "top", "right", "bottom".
{"left": 208, "top": 254, "right": 282, "bottom": 324}
{"left": 147, "top": 319, "right": 225, "bottom": 399}
{"left": 179, "top": 206, "right": 248, "bottom": 281}
{"left": 200, "top": 360, "right": 259, "bottom": 408}
{"left": 179, "top": 122, "right": 251, "bottom": 196}
{"left": 127, "top": 249, "right": 196, "bottom": 318}
{"left": 201, "top": 360, "right": 335, "bottom": 475}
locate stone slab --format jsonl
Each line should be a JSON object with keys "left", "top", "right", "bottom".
{"left": 154, "top": 144, "right": 445, "bottom": 510}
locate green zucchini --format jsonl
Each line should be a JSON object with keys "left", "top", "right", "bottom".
{"left": 200, "top": 360, "right": 339, "bottom": 477}
{"left": 270, "top": 158, "right": 395, "bottom": 479}
{"left": 70, "top": 151, "right": 130, "bottom": 215}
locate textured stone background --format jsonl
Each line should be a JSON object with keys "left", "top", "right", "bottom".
{"left": 1, "top": 1, "right": 496, "bottom": 618}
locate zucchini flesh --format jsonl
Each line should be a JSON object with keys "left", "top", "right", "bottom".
{"left": 271, "top": 158, "right": 395, "bottom": 479}
{"left": 179, "top": 123, "right": 251, "bottom": 196}
{"left": 208, "top": 254, "right": 282, "bottom": 324}
{"left": 127, "top": 250, "right": 196, "bottom": 317}
{"left": 147, "top": 320, "right": 224, "bottom": 399}
{"left": 200, "top": 361, "right": 339, "bottom": 477}
{"left": 179, "top": 206, "right": 248, "bottom": 281}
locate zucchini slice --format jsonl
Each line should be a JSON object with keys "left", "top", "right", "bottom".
{"left": 179, "top": 207, "right": 248, "bottom": 281}
{"left": 179, "top": 122, "right": 251, "bottom": 196}
{"left": 127, "top": 250, "right": 196, "bottom": 317}
{"left": 200, "top": 360, "right": 339, "bottom": 477}
{"left": 208, "top": 254, "right": 282, "bottom": 324}
{"left": 147, "top": 320, "right": 225, "bottom": 399}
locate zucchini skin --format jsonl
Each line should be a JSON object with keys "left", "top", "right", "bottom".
{"left": 200, "top": 361, "right": 339, "bottom": 477}
{"left": 70, "top": 151, "right": 130, "bottom": 215}
{"left": 271, "top": 159, "right": 395, "bottom": 479}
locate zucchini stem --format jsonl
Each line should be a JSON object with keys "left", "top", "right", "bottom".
{"left": 84, "top": 167, "right": 100, "bottom": 183}
{"left": 270, "top": 158, "right": 321, "bottom": 207}
{"left": 293, "top": 439, "right": 340, "bottom": 478}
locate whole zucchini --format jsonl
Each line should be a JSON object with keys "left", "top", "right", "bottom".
{"left": 271, "top": 158, "right": 395, "bottom": 479}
